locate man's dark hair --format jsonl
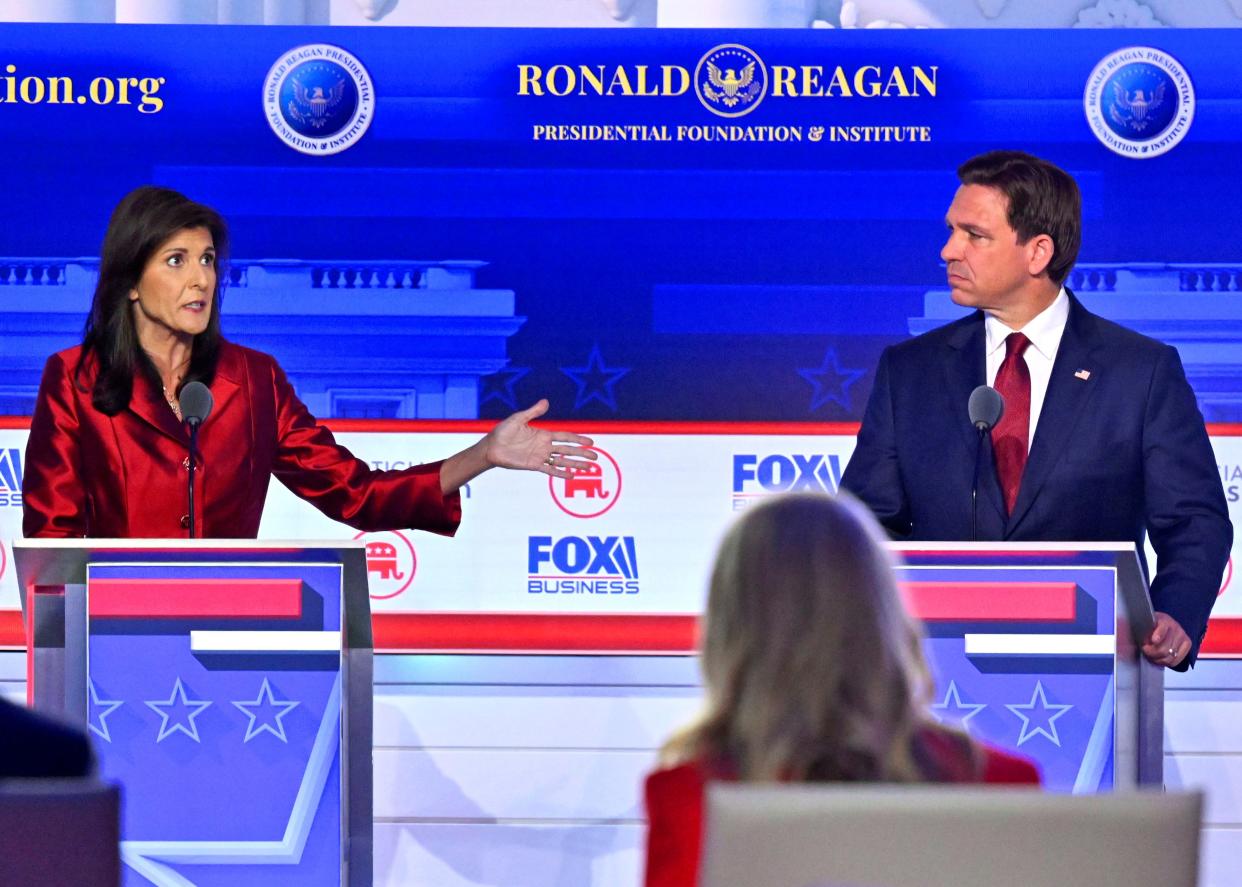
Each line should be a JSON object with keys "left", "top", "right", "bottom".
{"left": 957, "top": 150, "right": 1081, "bottom": 285}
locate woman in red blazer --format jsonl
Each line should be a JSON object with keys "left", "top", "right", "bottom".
{"left": 643, "top": 494, "right": 1040, "bottom": 887}
{"left": 22, "top": 186, "right": 594, "bottom": 539}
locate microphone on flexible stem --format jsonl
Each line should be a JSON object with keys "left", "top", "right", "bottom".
{"left": 967, "top": 385, "right": 1004, "bottom": 542}
{"left": 178, "top": 381, "right": 213, "bottom": 539}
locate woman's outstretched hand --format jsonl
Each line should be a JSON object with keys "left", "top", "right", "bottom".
{"left": 484, "top": 399, "right": 596, "bottom": 478}
{"left": 439, "top": 399, "right": 596, "bottom": 494}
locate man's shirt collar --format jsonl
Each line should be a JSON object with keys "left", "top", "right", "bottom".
{"left": 985, "top": 287, "right": 1069, "bottom": 360}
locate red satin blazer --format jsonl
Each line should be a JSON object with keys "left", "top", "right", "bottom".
{"left": 642, "top": 732, "right": 1041, "bottom": 887}
{"left": 22, "top": 342, "right": 461, "bottom": 539}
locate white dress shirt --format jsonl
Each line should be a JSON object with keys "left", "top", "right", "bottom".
{"left": 985, "top": 287, "right": 1069, "bottom": 450}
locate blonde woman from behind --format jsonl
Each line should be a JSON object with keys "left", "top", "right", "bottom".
{"left": 643, "top": 492, "right": 1039, "bottom": 887}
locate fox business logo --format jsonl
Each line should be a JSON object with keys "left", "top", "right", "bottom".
{"left": 527, "top": 535, "right": 640, "bottom": 595}
{"left": 732, "top": 453, "right": 842, "bottom": 509}
{"left": 0, "top": 449, "right": 22, "bottom": 508}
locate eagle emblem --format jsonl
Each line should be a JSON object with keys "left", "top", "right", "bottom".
{"left": 1109, "top": 80, "right": 1166, "bottom": 133}
{"left": 694, "top": 44, "right": 769, "bottom": 118}
{"left": 702, "top": 60, "right": 762, "bottom": 109}
{"left": 286, "top": 76, "right": 348, "bottom": 129}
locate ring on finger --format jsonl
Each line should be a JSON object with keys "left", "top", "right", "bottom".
{"left": 545, "top": 455, "right": 556, "bottom": 466}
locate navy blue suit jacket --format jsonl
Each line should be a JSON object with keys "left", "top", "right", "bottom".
{"left": 841, "top": 293, "right": 1232, "bottom": 668}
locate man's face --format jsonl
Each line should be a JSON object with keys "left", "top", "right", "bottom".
{"left": 940, "top": 184, "right": 1035, "bottom": 317}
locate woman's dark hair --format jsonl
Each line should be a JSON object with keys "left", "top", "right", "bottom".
{"left": 76, "top": 185, "right": 229, "bottom": 414}
{"left": 957, "top": 150, "right": 1081, "bottom": 285}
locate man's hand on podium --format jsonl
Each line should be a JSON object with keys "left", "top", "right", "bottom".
{"left": 1142, "top": 611, "right": 1190, "bottom": 668}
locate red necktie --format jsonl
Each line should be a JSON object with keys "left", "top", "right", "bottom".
{"left": 992, "top": 332, "right": 1031, "bottom": 515}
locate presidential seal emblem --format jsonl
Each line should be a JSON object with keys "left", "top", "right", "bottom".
{"left": 264, "top": 44, "right": 375, "bottom": 155}
{"left": 1084, "top": 47, "right": 1194, "bottom": 159}
{"left": 695, "top": 44, "right": 768, "bottom": 119}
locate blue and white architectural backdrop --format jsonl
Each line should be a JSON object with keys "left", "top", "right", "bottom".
{"left": 4, "top": 9, "right": 1242, "bottom": 887}
{"left": 2, "top": 26, "right": 1241, "bottom": 424}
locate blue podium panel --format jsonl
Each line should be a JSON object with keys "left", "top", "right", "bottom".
{"left": 896, "top": 547, "right": 1151, "bottom": 793}
{"left": 85, "top": 561, "right": 345, "bottom": 887}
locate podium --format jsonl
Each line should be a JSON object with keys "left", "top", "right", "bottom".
{"left": 14, "top": 539, "right": 373, "bottom": 887}
{"left": 892, "top": 542, "right": 1162, "bottom": 791}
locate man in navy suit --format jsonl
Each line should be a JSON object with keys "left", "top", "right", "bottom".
{"left": 0, "top": 698, "right": 94, "bottom": 779}
{"left": 841, "top": 150, "right": 1231, "bottom": 671}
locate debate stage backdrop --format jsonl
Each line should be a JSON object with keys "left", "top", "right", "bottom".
{"left": 4, "top": 23, "right": 1242, "bottom": 887}
{"left": 3, "top": 25, "right": 1242, "bottom": 611}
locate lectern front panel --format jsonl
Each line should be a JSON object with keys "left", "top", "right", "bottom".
{"left": 896, "top": 548, "right": 1149, "bottom": 792}
{"left": 85, "top": 560, "right": 346, "bottom": 887}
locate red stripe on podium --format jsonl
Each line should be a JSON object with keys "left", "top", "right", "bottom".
{"left": 0, "top": 609, "right": 23, "bottom": 649}
{"left": 87, "top": 579, "right": 303, "bottom": 618}
{"left": 372, "top": 612, "right": 699, "bottom": 653}
{"left": 5, "top": 609, "right": 1242, "bottom": 657}
{"left": 1201, "top": 618, "right": 1242, "bottom": 657}
{"left": 899, "top": 582, "right": 1078, "bottom": 622}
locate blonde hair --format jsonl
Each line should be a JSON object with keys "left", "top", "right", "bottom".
{"left": 661, "top": 492, "right": 976, "bottom": 782}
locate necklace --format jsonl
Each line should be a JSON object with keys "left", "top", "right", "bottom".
{"left": 163, "top": 385, "right": 183, "bottom": 421}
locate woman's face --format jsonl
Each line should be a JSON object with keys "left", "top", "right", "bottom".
{"left": 129, "top": 226, "right": 216, "bottom": 345}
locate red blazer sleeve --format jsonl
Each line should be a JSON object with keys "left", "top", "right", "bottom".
{"left": 643, "top": 763, "right": 707, "bottom": 887}
{"left": 22, "top": 353, "right": 87, "bottom": 538}
{"left": 266, "top": 358, "right": 462, "bottom": 535}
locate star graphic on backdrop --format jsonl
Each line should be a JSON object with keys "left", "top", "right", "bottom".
{"left": 797, "top": 347, "right": 865, "bottom": 413}
{"left": 560, "top": 344, "right": 631, "bottom": 412}
{"left": 930, "top": 681, "right": 987, "bottom": 731}
{"left": 88, "top": 681, "right": 124, "bottom": 743}
{"left": 479, "top": 365, "right": 531, "bottom": 412}
{"left": 1005, "top": 681, "right": 1073, "bottom": 747}
{"left": 145, "top": 677, "right": 212, "bottom": 743}
{"left": 232, "top": 678, "right": 301, "bottom": 743}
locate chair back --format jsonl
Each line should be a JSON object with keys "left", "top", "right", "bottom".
{"left": 0, "top": 780, "right": 121, "bottom": 887}
{"left": 702, "top": 784, "right": 1201, "bottom": 887}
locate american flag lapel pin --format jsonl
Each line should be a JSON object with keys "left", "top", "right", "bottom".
{"left": 1074, "top": 369, "right": 1091, "bottom": 381}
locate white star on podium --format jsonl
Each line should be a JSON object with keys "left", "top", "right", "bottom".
{"left": 232, "top": 678, "right": 300, "bottom": 743}
{"left": 930, "top": 680, "right": 987, "bottom": 731}
{"left": 88, "top": 680, "right": 124, "bottom": 742}
{"left": 145, "top": 677, "right": 212, "bottom": 743}
{"left": 1006, "top": 681, "right": 1073, "bottom": 747}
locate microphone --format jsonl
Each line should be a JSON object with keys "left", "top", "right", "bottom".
{"left": 967, "top": 385, "right": 1004, "bottom": 540}
{"left": 968, "top": 384, "right": 1004, "bottom": 431}
{"left": 178, "top": 381, "right": 213, "bottom": 429}
{"left": 177, "top": 381, "right": 213, "bottom": 539}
